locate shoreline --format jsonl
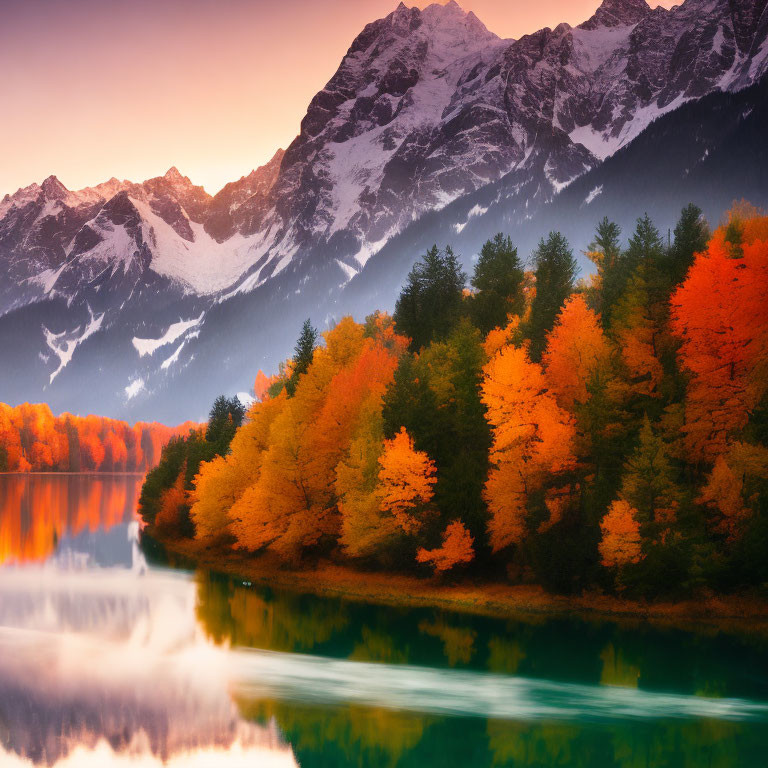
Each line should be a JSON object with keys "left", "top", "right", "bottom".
{"left": 157, "top": 537, "right": 768, "bottom": 634}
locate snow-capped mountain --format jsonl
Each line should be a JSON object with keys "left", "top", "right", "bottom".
{"left": 1, "top": 0, "right": 767, "bottom": 421}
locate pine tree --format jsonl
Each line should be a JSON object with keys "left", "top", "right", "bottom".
{"left": 669, "top": 204, "right": 709, "bottom": 284}
{"left": 525, "top": 232, "right": 578, "bottom": 361}
{"left": 205, "top": 395, "right": 246, "bottom": 447}
{"left": 620, "top": 415, "right": 680, "bottom": 537}
{"left": 393, "top": 245, "right": 467, "bottom": 351}
{"left": 286, "top": 319, "right": 318, "bottom": 395}
{"left": 469, "top": 233, "right": 525, "bottom": 334}
{"left": 585, "top": 217, "right": 622, "bottom": 323}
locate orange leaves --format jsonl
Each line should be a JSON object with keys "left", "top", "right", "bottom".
{"left": 0, "top": 402, "right": 194, "bottom": 472}
{"left": 155, "top": 469, "right": 188, "bottom": 536}
{"left": 221, "top": 318, "right": 409, "bottom": 562}
{"left": 378, "top": 427, "right": 437, "bottom": 535}
{"left": 671, "top": 226, "right": 768, "bottom": 462}
{"left": 543, "top": 295, "right": 610, "bottom": 410}
{"left": 481, "top": 344, "right": 576, "bottom": 551}
{"left": 416, "top": 520, "right": 475, "bottom": 573}
{"left": 599, "top": 499, "right": 643, "bottom": 568}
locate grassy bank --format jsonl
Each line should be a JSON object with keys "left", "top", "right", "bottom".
{"left": 154, "top": 535, "right": 768, "bottom": 634}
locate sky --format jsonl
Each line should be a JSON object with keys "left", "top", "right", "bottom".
{"left": 0, "top": 0, "right": 677, "bottom": 198}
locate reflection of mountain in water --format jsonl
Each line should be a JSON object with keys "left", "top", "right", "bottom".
{"left": 0, "top": 570, "right": 295, "bottom": 767}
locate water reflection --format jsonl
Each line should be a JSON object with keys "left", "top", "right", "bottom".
{"left": 1, "top": 475, "right": 767, "bottom": 767}
{"left": 0, "top": 474, "right": 140, "bottom": 565}
{"left": 0, "top": 569, "right": 295, "bottom": 767}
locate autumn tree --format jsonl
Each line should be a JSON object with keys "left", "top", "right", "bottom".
{"left": 230, "top": 319, "right": 373, "bottom": 561}
{"left": 377, "top": 427, "right": 437, "bottom": 535}
{"left": 542, "top": 295, "right": 611, "bottom": 410}
{"left": 525, "top": 232, "right": 578, "bottom": 361}
{"left": 599, "top": 499, "right": 643, "bottom": 569}
{"left": 670, "top": 220, "right": 768, "bottom": 462}
{"left": 336, "top": 398, "right": 400, "bottom": 560}
{"left": 481, "top": 344, "right": 576, "bottom": 552}
{"left": 190, "top": 394, "right": 286, "bottom": 540}
{"left": 416, "top": 520, "right": 475, "bottom": 573}
{"left": 468, "top": 233, "right": 525, "bottom": 334}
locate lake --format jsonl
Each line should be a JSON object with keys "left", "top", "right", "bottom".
{"left": 0, "top": 473, "right": 767, "bottom": 767}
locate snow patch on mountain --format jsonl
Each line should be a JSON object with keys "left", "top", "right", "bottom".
{"left": 132, "top": 313, "right": 204, "bottom": 357}
{"left": 131, "top": 199, "right": 256, "bottom": 294}
{"left": 584, "top": 185, "right": 604, "bottom": 205}
{"left": 161, "top": 341, "right": 186, "bottom": 370}
{"left": 43, "top": 307, "right": 104, "bottom": 384}
{"left": 125, "top": 378, "right": 145, "bottom": 400}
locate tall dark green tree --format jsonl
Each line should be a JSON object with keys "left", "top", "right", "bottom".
{"left": 468, "top": 233, "right": 525, "bottom": 334}
{"left": 668, "top": 204, "right": 709, "bottom": 284}
{"left": 586, "top": 217, "right": 622, "bottom": 324}
{"left": 393, "top": 245, "right": 467, "bottom": 351}
{"left": 205, "top": 395, "right": 246, "bottom": 449}
{"left": 286, "top": 319, "right": 319, "bottom": 396}
{"left": 382, "top": 319, "right": 491, "bottom": 555}
{"left": 525, "top": 232, "right": 578, "bottom": 361}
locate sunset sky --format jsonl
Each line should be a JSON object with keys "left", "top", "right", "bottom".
{"left": 1, "top": 0, "right": 677, "bottom": 198}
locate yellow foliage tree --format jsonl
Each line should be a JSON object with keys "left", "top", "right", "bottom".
{"left": 377, "top": 427, "right": 437, "bottom": 535}
{"left": 698, "top": 442, "right": 768, "bottom": 540}
{"left": 190, "top": 394, "right": 285, "bottom": 539}
{"left": 599, "top": 499, "right": 643, "bottom": 568}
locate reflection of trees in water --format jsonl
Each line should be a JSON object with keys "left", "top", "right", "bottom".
{"left": 196, "top": 575, "right": 350, "bottom": 653}
{"left": 237, "top": 699, "right": 427, "bottom": 768}
{"left": 0, "top": 474, "right": 140, "bottom": 564}
{"left": 195, "top": 574, "right": 768, "bottom": 767}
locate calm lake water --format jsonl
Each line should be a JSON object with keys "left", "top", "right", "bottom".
{"left": 1, "top": 473, "right": 767, "bottom": 767}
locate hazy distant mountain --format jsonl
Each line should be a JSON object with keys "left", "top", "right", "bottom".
{"left": 1, "top": 0, "right": 766, "bottom": 421}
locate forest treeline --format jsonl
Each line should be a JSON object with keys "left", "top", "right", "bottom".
{"left": 141, "top": 202, "right": 768, "bottom": 598}
{"left": 0, "top": 401, "right": 198, "bottom": 473}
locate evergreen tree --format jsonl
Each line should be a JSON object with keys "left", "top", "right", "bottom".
{"left": 621, "top": 415, "right": 680, "bottom": 533}
{"left": 205, "top": 395, "right": 246, "bottom": 448}
{"left": 469, "top": 233, "right": 525, "bottom": 334}
{"left": 393, "top": 245, "right": 467, "bottom": 351}
{"left": 286, "top": 319, "right": 318, "bottom": 395}
{"left": 625, "top": 213, "right": 666, "bottom": 276}
{"left": 525, "top": 232, "right": 578, "bottom": 361}
{"left": 585, "top": 217, "right": 622, "bottom": 323}
{"left": 669, "top": 204, "right": 709, "bottom": 284}
{"left": 382, "top": 320, "right": 491, "bottom": 553}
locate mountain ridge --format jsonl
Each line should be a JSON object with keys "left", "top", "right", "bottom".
{"left": 1, "top": 0, "right": 767, "bottom": 420}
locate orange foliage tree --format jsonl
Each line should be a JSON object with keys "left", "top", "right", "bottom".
{"left": 599, "top": 499, "right": 643, "bottom": 568}
{"left": 416, "top": 520, "right": 475, "bottom": 573}
{"left": 670, "top": 221, "right": 768, "bottom": 462}
{"left": 481, "top": 344, "right": 576, "bottom": 551}
{"left": 0, "top": 401, "right": 194, "bottom": 473}
{"left": 377, "top": 427, "right": 437, "bottom": 535}
{"left": 542, "top": 295, "right": 610, "bottom": 410}
{"left": 226, "top": 318, "right": 405, "bottom": 562}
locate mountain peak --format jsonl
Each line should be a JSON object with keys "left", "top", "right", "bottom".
{"left": 41, "top": 175, "right": 69, "bottom": 200}
{"left": 163, "top": 166, "right": 188, "bottom": 185}
{"left": 579, "top": 0, "right": 651, "bottom": 29}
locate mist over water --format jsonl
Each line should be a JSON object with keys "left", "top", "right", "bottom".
{"left": 1, "top": 474, "right": 767, "bottom": 767}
